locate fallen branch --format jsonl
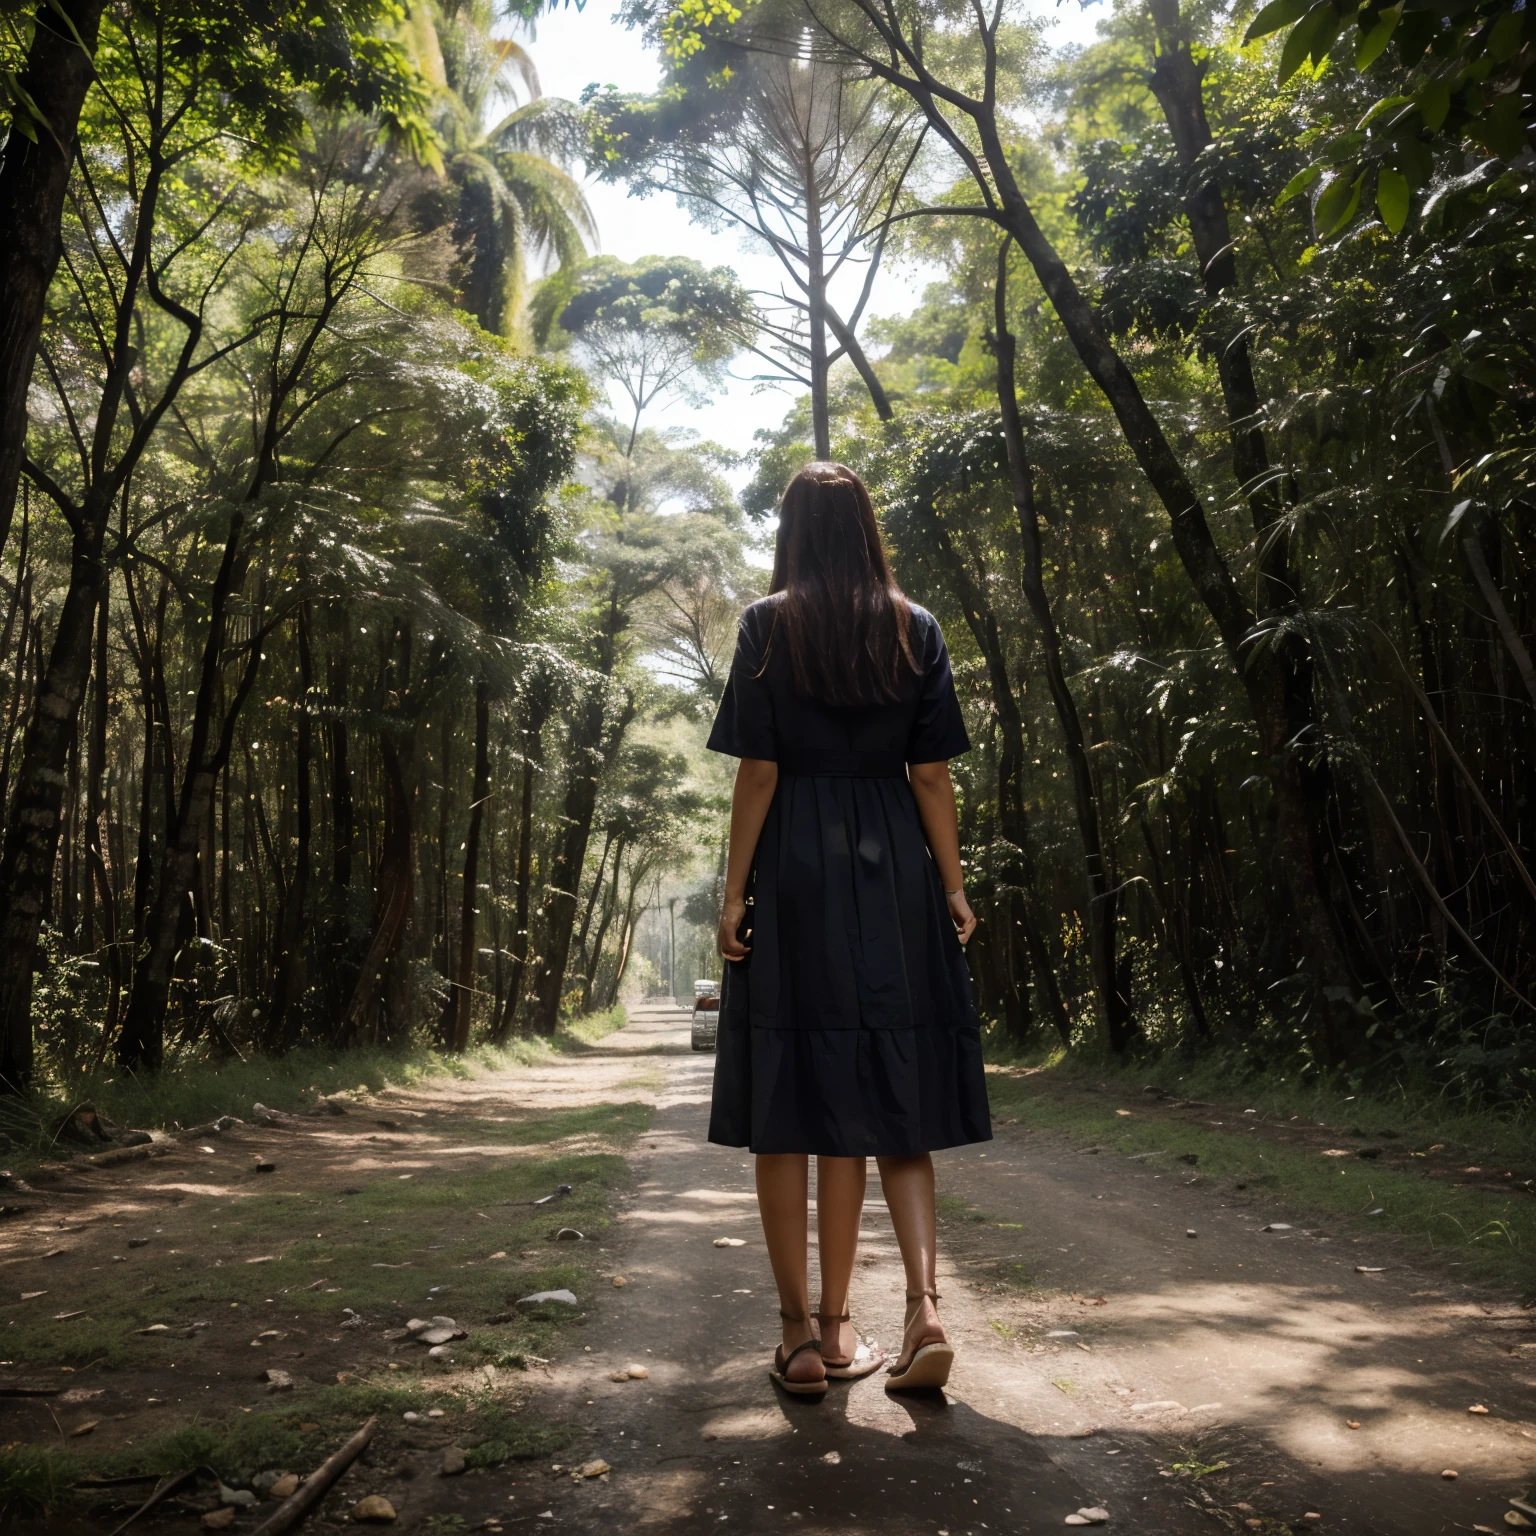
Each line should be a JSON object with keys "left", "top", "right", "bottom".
{"left": 248, "top": 1416, "right": 377, "bottom": 1536}
{"left": 103, "top": 1467, "right": 207, "bottom": 1536}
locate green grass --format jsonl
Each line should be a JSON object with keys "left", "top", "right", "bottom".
{"left": 0, "top": 1447, "right": 78, "bottom": 1519}
{"left": 0, "top": 1005, "right": 628, "bottom": 1167}
{"left": 986, "top": 1054, "right": 1536, "bottom": 1288}
{"left": 554, "top": 1003, "right": 629, "bottom": 1048}
{"left": 450, "top": 1100, "right": 652, "bottom": 1147}
{"left": 1, "top": 1124, "right": 645, "bottom": 1369}
{"left": 988, "top": 1033, "right": 1536, "bottom": 1166}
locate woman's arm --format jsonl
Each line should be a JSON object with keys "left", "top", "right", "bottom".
{"left": 717, "top": 757, "right": 779, "bottom": 961}
{"left": 909, "top": 759, "right": 976, "bottom": 945}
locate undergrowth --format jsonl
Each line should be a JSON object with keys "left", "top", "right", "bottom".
{"left": 0, "top": 1003, "right": 629, "bottom": 1164}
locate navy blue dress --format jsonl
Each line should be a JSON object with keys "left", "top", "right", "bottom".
{"left": 705, "top": 596, "right": 992, "bottom": 1158}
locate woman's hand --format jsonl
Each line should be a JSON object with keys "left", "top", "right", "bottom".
{"left": 946, "top": 888, "right": 976, "bottom": 946}
{"left": 718, "top": 895, "right": 751, "bottom": 961}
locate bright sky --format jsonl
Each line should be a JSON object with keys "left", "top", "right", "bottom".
{"left": 519, "top": 0, "right": 1105, "bottom": 459}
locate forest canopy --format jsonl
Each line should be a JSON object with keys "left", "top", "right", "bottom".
{"left": 0, "top": 0, "right": 1532, "bottom": 1113}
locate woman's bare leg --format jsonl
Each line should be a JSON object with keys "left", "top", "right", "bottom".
{"left": 755, "top": 1153, "right": 823, "bottom": 1382}
{"left": 875, "top": 1153, "right": 947, "bottom": 1364}
{"left": 814, "top": 1155, "right": 866, "bottom": 1362}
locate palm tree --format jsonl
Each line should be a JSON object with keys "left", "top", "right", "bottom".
{"left": 405, "top": 0, "right": 595, "bottom": 336}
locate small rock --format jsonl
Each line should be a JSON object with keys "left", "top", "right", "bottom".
{"left": 353, "top": 1494, "right": 398, "bottom": 1522}
{"left": 427, "top": 1345, "right": 454, "bottom": 1362}
{"left": 516, "top": 1289, "right": 579, "bottom": 1307}
{"left": 405, "top": 1316, "right": 465, "bottom": 1346}
{"left": 553, "top": 1227, "right": 583, "bottom": 1242}
{"left": 1507, "top": 1515, "right": 1536, "bottom": 1531}
{"left": 1065, "top": 1518, "right": 1090, "bottom": 1527}
{"left": 269, "top": 1473, "right": 300, "bottom": 1499}
{"left": 713, "top": 1237, "right": 746, "bottom": 1248}
{"left": 69, "top": 1420, "right": 99, "bottom": 1437}
{"left": 822, "top": 1451, "right": 841, "bottom": 1465}
{"left": 1075, "top": 1508, "right": 1109, "bottom": 1523}
{"left": 611, "top": 1276, "right": 628, "bottom": 1287}
{"left": 127, "top": 1236, "right": 151, "bottom": 1248}
{"left": 440, "top": 1448, "right": 467, "bottom": 1476}
{"left": 1469, "top": 1403, "right": 1491, "bottom": 1414}
{"left": 253, "top": 1158, "right": 276, "bottom": 1173}
{"left": 218, "top": 1482, "right": 258, "bottom": 1507}
{"left": 1261, "top": 1223, "right": 1292, "bottom": 1232}
{"left": 253, "top": 1471, "right": 281, "bottom": 1495}
{"left": 264, "top": 1369, "right": 294, "bottom": 1391}
{"left": 1346, "top": 1420, "right": 1361, "bottom": 1429}
{"left": 1441, "top": 1469, "right": 1458, "bottom": 1479}
{"left": 609, "top": 1371, "right": 631, "bottom": 1382}
{"left": 202, "top": 1511, "right": 236, "bottom": 1531}
{"left": 402, "top": 1411, "right": 422, "bottom": 1422}
{"left": 622, "top": 1363, "right": 649, "bottom": 1379}
{"left": 1355, "top": 1266, "right": 1386, "bottom": 1274}
{"left": 1185, "top": 1229, "right": 1197, "bottom": 1239}
{"left": 579, "top": 1459, "right": 611, "bottom": 1478}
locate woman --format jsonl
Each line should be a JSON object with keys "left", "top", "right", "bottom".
{"left": 707, "top": 461, "right": 991, "bottom": 1398}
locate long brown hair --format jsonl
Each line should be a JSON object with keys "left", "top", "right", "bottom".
{"left": 765, "top": 462, "right": 919, "bottom": 707}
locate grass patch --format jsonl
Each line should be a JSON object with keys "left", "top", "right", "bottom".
{"left": 450, "top": 1100, "right": 651, "bottom": 1147}
{"left": 554, "top": 1003, "right": 628, "bottom": 1048}
{"left": 0, "top": 1445, "right": 78, "bottom": 1518}
{"left": 1, "top": 1100, "right": 650, "bottom": 1369}
{"left": 0, "top": 1006, "right": 628, "bottom": 1168}
{"left": 986, "top": 1059, "right": 1536, "bottom": 1288}
{"left": 988, "top": 1035, "right": 1536, "bottom": 1168}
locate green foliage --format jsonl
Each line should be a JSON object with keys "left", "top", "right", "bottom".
{"left": 1246, "top": 0, "right": 1533, "bottom": 234}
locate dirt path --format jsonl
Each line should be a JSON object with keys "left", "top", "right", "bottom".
{"left": 491, "top": 1003, "right": 1536, "bottom": 1536}
{"left": 6, "top": 1003, "right": 1536, "bottom": 1535}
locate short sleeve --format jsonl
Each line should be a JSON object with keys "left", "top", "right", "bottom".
{"left": 905, "top": 611, "right": 970, "bottom": 764}
{"left": 707, "top": 613, "right": 777, "bottom": 761}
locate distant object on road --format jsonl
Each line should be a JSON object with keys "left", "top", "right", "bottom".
{"left": 691, "top": 980, "right": 720, "bottom": 1053}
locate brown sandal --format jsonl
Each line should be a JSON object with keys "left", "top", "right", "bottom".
{"left": 769, "top": 1310, "right": 827, "bottom": 1397}
{"left": 885, "top": 1289, "right": 954, "bottom": 1392}
{"left": 815, "top": 1310, "right": 884, "bottom": 1380}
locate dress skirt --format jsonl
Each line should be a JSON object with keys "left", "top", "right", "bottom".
{"left": 707, "top": 772, "right": 992, "bottom": 1158}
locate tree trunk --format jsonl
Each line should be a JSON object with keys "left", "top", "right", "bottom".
{"left": 574, "top": 828, "right": 616, "bottom": 1010}
{"left": 583, "top": 838, "right": 626, "bottom": 1014}
{"left": 960, "top": 123, "right": 1363, "bottom": 1053}
{"left": 446, "top": 678, "right": 490, "bottom": 1052}
{"left": 495, "top": 694, "right": 548, "bottom": 1038}
{"left": 825, "top": 306, "right": 893, "bottom": 421}
{"left": 0, "top": 0, "right": 108, "bottom": 560}
{"left": 804, "top": 160, "right": 832, "bottom": 459}
{"left": 337, "top": 621, "right": 417, "bottom": 1044}
{"left": 924, "top": 511, "right": 1073, "bottom": 1045}
{"left": 268, "top": 601, "right": 314, "bottom": 1048}
{"left": 993, "top": 246, "right": 1132, "bottom": 1051}
{"left": 0, "top": 529, "right": 106, "bottom": 1087}
{"left": 85, "top": 580, "right": 123, "bottom": 1048}
{"left": 530, "top": 631, "right": 635, "bottom": 1035}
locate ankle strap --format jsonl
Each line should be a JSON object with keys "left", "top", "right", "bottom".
{"left": 814, "top": 1311, "right": 850, "bottom": 1323}
{"left": 905, "top": 1289, "right": 940, "bottom": 1302}
{"left": 779, "top": 1308, "right": 808, "bottom": 1322}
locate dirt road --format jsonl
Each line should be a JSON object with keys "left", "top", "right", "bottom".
{"left": 496, "top": 1002, "right": 1536, "bottom": 1536}
{"left": 6, "top": 1001, "right": 1536, "bottom": 1535}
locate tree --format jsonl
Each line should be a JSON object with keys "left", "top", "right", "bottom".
{"left": 534, "top": 255, "right": 753, "bottom": 465}
{"left": 588, "top": 25, "right": 924, "bottom": 453}
{"left": 0, "top": 0, "right": 434, "bottom": 570}
{"left": 403, "top": 0, "right": 595, "bottom": 335}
